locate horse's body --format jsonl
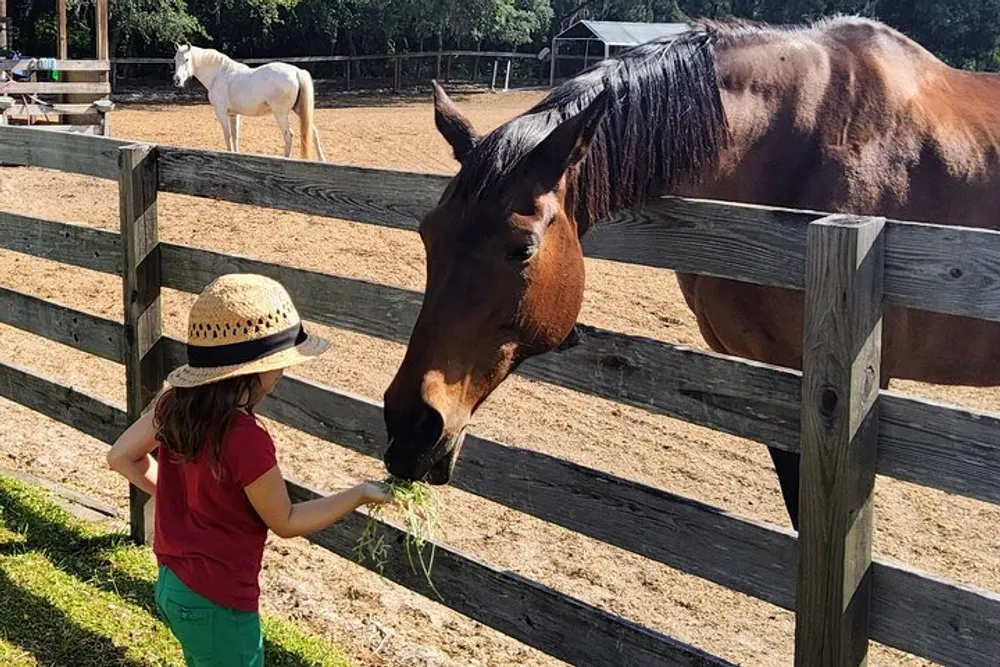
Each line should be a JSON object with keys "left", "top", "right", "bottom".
{"left": 381, "top": 16, "right": 1000, "bottom": 528}
{"left": 172, "top": 45, "right": 326, "bottom": 161}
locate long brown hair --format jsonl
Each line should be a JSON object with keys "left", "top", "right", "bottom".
{"left": 154, "top": 374, "right": 264, "bottom": 470}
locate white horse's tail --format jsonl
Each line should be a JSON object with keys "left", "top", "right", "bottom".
{"left": 294, "top": 68, "right": 316, "bottom": 160}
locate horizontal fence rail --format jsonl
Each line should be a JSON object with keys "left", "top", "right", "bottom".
{"left": 1, "top": 82, "right": 112, "bottom": 95}
{"left": 112, "top": 51, "right": 541, "bottom": 66}
{"left": 0, "top": 59, "right": 111, "bottom": 72}
{"left": 2, "top": 103, "right": 112, "bottom": 116}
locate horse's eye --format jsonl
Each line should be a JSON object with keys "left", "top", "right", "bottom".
{"left": 505, "top": 244, "right": 536, "bottom": 264}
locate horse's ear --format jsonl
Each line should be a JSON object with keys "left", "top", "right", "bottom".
{"left": 519, "top": 89, "right": 610, "bottom": 194}
{"left": 433, "top": 79, "right": 479, "bottom": 162}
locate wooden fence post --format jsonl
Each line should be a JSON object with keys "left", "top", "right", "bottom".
{"left": 795, "top": 214, "right": 884, "bottom": 666}
{"left": 120, "top": 143, "right": 163, "bottom": 546}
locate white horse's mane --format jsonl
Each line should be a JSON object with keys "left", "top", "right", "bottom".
{"left": 187, "top": 45, "right": 248, "bottom": 73}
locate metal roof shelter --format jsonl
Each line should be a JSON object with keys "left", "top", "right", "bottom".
{"left": 549, "top": 20, "right": 690, "bottom": 85}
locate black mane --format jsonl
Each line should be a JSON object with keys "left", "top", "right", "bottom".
{"left": 453, "top": 23, "right": 729, "bottom": 233}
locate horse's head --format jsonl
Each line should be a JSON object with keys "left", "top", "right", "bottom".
{"left": 382, "top": 82, "right": 609, "bottom": 484}
{"left": 172, "top": 44, "right": 194, "bottom": 87}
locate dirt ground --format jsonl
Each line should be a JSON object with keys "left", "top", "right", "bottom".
{"left": 0, "top": 89, "right": 997, "bottom": 667}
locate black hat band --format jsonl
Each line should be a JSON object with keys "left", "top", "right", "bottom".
{"left": 187, "top": 322, "right": 307, "bottom": 368}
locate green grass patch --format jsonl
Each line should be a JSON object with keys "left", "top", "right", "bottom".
{"left": 0, "top": 637, "right": 36, "bottom": 667}
{"left": 0, "top": 473, "right": 352, "bottom": 667}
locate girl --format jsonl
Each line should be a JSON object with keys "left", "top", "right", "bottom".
{"left": 107, "top": 273, "right": 392, "bottom": 666}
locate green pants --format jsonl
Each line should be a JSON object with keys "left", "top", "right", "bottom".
{"left": 155, "top": 565, "right": 264, "bottom": 667}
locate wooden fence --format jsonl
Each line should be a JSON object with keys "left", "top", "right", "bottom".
{"left": 0, "top": 124, "right": 997, "bottom": 667}
{"left": 111, "top": 51, "right": 547, "bottom": 92}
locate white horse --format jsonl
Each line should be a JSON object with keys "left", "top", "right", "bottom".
{"left": 172, "top": 44, "right": 326, "bottom": 161}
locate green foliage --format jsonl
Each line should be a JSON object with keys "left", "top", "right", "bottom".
{"left": 7, "top": 0, "right": 1000, "bottom": 72}
{"left": 108, "top": 0, "right": 206, "bottom": 54}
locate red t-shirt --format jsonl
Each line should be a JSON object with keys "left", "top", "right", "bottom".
{"left": 153, "top": 410, "right": 276, "bottom": 611}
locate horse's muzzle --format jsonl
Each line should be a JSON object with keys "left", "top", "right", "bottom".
{"left": 383, "top": 430, "right": 465, "bottom": 485}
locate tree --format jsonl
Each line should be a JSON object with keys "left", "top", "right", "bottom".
{"left": 105, "top": 0, "right": 205, "bottom": 56}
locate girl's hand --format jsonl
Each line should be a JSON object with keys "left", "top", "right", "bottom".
{"left": 358, "top": 481, "right": 394, "bottom": 506}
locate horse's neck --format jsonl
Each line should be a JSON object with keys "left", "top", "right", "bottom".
{"left": 192, "top": 50, "right": 235, "bottom": 88}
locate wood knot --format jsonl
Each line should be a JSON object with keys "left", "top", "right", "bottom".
{"left": 599, "top": 354, "right": 631, "bottom": 370}
{"left": 949, "top": 267, "right": 963, "bottom": 279}
{"left": 862, "top": 365, "right": 877, "bottom": 397}
{"left": 819, "top": 386, "right": 839, "bottom": 420}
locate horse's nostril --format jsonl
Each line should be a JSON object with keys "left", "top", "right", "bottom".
{"left": 414, "top": 401, "right": 444, "bottom": 444}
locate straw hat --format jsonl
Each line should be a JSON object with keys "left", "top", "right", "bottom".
{"left": 166, "top": 273, "right": 329, "bottom": 388}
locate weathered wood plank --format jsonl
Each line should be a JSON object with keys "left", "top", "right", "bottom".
{"left": 0, "top": 59, "right": 111, "bottom": 72}
{"left": 584, "top": 198, "right": 813, "bottom": 286}
{"left": 120, "top": 143, "right": 163, "bottom": 546}
{"left": 0, "top": 285, "right": 122, "bottom": 362}
{"left": 158, "top": 243, "right": 1000, "bottom": 505}
{"left": 0, "top": 124, "right": 127, "bottom": 178}
{"left": 25, "top": 124, "right": 104, "bottom": 135}
{"left": 871, "top": 560, "right": 1000, "bottom": 667}
{"left": 286, "top": 480, "right": 735, "bottom": 667}
{"left": 160, "top": 243, "right": 424, "bottom": 344}
{"left": 2, "top": 81, "right": 111, "bottom": 95}
{"left": 0, "top": 335, "right": 977, "bottom": 667}
{"left": 521, "top": 324, "right": 803, "bottom": 451}
{"left": 0, "top": 210, "right": 121, "bottom": 274}
{"left": 2, "top": 103, "right": 110, "bottom": 115}
{"left": 795, "top": 215, "right": 884, "bottom": 666}
{"left": 0, "top": 360, "right": 128, "bottom": 444}
{"left": 879, "top": 392, "right": 1000, "bottom": 506}
{"left": 156, "top": 146, "right": 447, "bottom": 229}
{"left": 588, "top": 198, "right": 1000, "bottom": 322}
{"left": 883, "top": 219, "right": 1000, "bottom": 322}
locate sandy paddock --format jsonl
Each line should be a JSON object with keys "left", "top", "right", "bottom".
{"left": 0, "top": 90, "right": 996, "bottom": 666}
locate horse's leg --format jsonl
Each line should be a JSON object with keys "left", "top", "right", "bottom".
{"left": 312, "top": 125, "right": 327, "bottom": 162}
{"left": 216, "top": 110, "right": 233, "bottom": 151}
{"left": 274, "top": 113, "right": 293, "bottom": 158}
{"left": 229, "top": 115, "right": 241, "bottom": 153}
{"left": 766, "top": 449, "right": 801, "bottom": 531}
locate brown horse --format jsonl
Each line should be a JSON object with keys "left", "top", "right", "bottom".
{"left": 382, "top": 16, "right": 1000, "bottom": 529}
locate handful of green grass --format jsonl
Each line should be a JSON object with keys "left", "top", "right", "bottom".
{"left": 353, "top": 476, "right": 443, "bottom": 599}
